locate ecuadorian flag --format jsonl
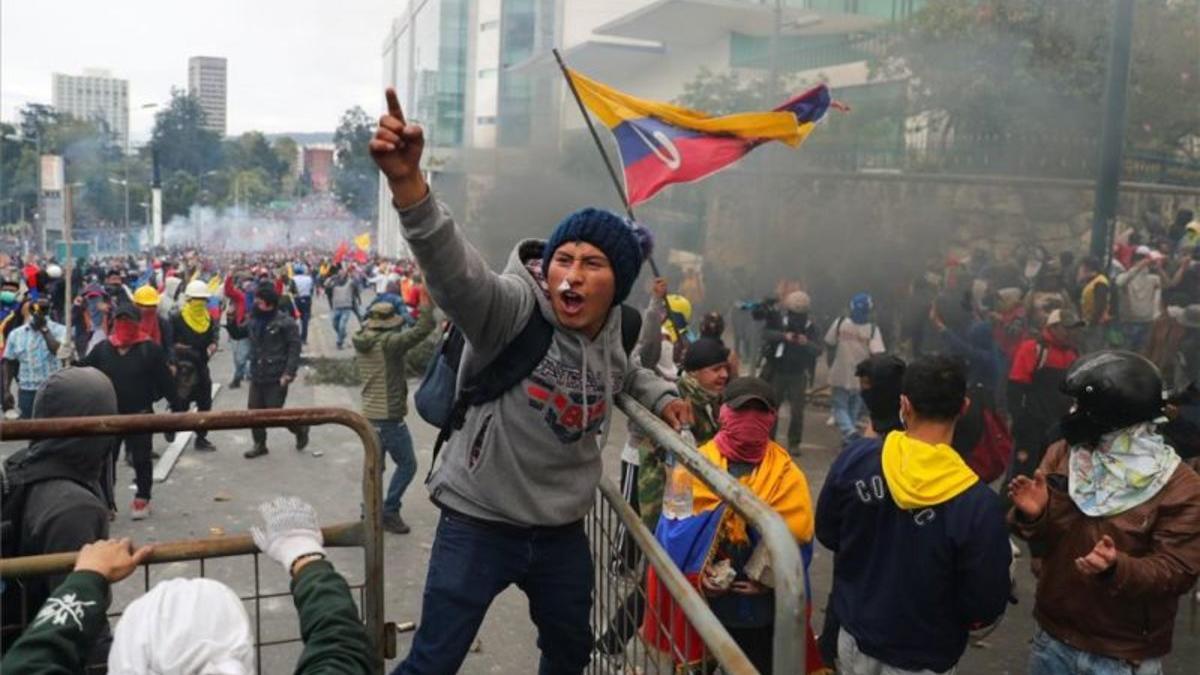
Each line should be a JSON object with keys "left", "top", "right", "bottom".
{"left": 642, "top": 439, "right": 828, "bottom": 672}
{"left": 567, "top": 69, "right": 832, "bottom": 206}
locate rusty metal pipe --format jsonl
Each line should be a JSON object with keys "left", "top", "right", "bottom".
{"left": 0, "top": 407, "right": 387, "bottom": 673}
{"left": 0, "top": 523, "right": 362, "bottom": 578}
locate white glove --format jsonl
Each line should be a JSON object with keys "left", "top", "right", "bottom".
{"left": 250, "top": 496, "right": 325, "bottom": 573}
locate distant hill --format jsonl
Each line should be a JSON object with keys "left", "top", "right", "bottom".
{"left": 265, "top": 132, "right": 333, "bottom": 145}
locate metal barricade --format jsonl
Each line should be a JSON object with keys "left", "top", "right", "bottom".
{"left": 585, "top": 394, "right": 807, "bottom": 675}
{"left": 0, "top": 407, "right": 393, "bottom": 674}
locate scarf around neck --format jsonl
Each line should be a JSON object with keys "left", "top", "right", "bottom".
{"left": 181, "top": 298, "right": 211, "bottom": 334}
{"left": 1068, "top": 423, "right": 1180, "bottom": 516}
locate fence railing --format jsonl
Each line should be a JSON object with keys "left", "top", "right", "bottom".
{"left": 0, "top": 407, "right": 393, "bottom": 674}
{"left": 613, "top": 393, "right": 808, "bottom": 674}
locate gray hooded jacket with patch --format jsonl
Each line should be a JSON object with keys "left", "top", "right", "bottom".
{"left": 398, "top": 193, "right": 678, "bottom": 526}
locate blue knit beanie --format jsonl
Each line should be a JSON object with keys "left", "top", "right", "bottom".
{"left": 542, "top": 207, "right": 651, "bottom": 305}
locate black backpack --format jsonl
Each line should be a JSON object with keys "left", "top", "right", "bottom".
{"left": 416, "top": 304, "right": 642, "bottom": 479}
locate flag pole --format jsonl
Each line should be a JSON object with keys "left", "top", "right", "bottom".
{"left": 552, "top": 48, "right": 661, "bottom": 277}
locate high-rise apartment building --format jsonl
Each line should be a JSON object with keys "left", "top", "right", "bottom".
{"left": 188, "top": 56, "right": 228, "bottom": 136}
{"left": 51, "top": 69, "right": 130, "bottom": 151}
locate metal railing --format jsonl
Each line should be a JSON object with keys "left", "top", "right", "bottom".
{"left": 0, "top": 407, "right": 393, "bottom": 674}
{"left": 598, "top": 393, "right": 808, "bottom": 674}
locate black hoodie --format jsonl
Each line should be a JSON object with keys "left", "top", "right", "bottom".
{"left": 9, "top": 368, "right": 118, "bottom": 647}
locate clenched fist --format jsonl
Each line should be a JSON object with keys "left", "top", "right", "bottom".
{"left": 369, "top": 88, "right": 429, "bottom": 208}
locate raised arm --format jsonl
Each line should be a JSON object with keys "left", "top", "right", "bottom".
{"left": 372, "top": 89, "right": 530, "bottom": 356}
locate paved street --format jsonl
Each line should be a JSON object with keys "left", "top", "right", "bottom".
{"left": 4, "top": 303, "right": 1199, "bottom": 674}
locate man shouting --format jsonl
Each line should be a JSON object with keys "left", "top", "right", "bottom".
{"left": 370, "top": 90, "right": 690, "bottom": 674}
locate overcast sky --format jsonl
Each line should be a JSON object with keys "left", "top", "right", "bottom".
{"left": 1, "top": 0, "right": 397, "bottom": 143}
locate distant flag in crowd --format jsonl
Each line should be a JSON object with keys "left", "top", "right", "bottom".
{"left": 354, "top": 232, "right": 371, "bottom": 252}
{"left": 333, "top": 241, "right": 349, "bottom": 265}
{"left": 565, "top": 68, "right": 835, "bottom": 206}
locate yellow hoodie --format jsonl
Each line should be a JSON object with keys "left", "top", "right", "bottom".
{"left": 880, "top": 431, "right": 978, "bottom": 510}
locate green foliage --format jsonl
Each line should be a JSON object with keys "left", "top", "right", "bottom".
{"left": 878, "top": 0, "right": 1200, "bottom": 155}
{"left": 332, "top": 106, "right": 378, "bottom": 221}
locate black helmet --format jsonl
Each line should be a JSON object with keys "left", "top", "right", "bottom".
{"left": 1061, "top": 351, "right": 1164, "bottom": 445}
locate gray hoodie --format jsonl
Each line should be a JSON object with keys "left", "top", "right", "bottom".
{"left": 398, "top": 193, "right": 678, "bottom": 526}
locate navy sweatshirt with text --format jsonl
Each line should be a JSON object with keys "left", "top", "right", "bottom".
{"left": 815, "top": 436, "right": 1011, "bottom": 673}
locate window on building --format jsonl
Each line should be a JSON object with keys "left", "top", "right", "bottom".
{"left": 476, "top": 116, "right": 497, "bottom": 125}
{"left": 480, "top": 19, "right": 499, "bottom": 31}
{"left": 478, "top": 68, "right": 497, "bottom": 79}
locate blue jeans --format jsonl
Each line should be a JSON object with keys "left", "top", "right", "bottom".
{"left": 394, "top": 511, "right": 594, "bottom": 675}
{"left": 1029, "top": 629, "right": 1162, "bottom": 675}
{"left": 17, "top": 388, "right": 37, "bottom": 419}
{"left": 296, "top": 296, "right": 312, "bottom": 343}
{"left": 332, "top": 307, "right": 354, "bottom": 347}
{"left": 831, "top": 386, "right": 866, "bottom": 441}
{"left": 375, "top": 420, "right": 416, "bottom": 514}
{"left": 231, "top": 338, "right": 251, "bottom": 382}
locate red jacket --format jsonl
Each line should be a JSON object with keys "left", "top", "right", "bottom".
{"left": 1009, "top": 330, "right": 1078, "bottom": 385}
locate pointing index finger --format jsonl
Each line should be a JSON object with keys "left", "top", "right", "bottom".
{"left": 385, "top": 88, "right": 404, "bottom": 124}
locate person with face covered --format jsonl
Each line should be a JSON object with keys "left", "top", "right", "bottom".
{"left": 81, "top": 304, "right": 178, "bottom": 520}
{"left": 1008, "top": 351, "right": 1200, "bottom": 675}
{"left": 644, "top": 377, "right": 823, "bottom": 674}
{"left": 370, "top": 89, "right": 689, "bottom": 675}
{"left": 2, "top": 298, "right": 66, "bottom": 419}
{"left": 0, "top": 368, "right": 118, "bottom": 666}
{"left": 759, "top": 290, "right": 822, "bottom": 453}
{"left": 232, "top": 283, "right": 307, "bottom": 459}
{"left": 169, "top": 280, "right": 220, "bottom": 451}
{"left": 816, "top": 355, "right": 1012, "bottom": 675}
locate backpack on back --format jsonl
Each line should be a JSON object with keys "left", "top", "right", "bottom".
{"left": 415, "top": 304, "right": 642, "bottom": 479}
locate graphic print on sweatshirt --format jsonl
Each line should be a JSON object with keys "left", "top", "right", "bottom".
{"left": 526, "top": 356, "right": 623, "bottom": 443}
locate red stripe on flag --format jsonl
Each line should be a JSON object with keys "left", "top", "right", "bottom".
{"left": 623, "top": 135, "right": 753, "bottom": 206}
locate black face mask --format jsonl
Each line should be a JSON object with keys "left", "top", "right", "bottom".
{"left": 1061, "top": 408, "right": 1108, "bottom": 447}
{"left": 253, "top": 305, "right": 275, "bottom": 317}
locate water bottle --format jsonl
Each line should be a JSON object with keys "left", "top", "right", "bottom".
{"left": 662, "top": 426, "right": 697, "bottom": 519}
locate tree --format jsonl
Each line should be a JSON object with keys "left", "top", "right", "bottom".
{"left": 272, "top": 136, "right": 301, "bottom": 197}
{"left": 876, "top": 0, "right": 1200, "bottom": 157}
{"left": 149, "top": 89, "right": 223, "bottom": 178}
{"left": 332, "top": 106, "right": 379, "bottom": 220}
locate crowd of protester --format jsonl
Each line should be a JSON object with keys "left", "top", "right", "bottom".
{"left": 0, "top": 92, "right": 1198, "bottom": 675}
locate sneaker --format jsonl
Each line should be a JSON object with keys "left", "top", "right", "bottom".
{"left": 244, "top": 444, "right": 269, "bottom": 459}
{"left": 194, "top": 437, "right": 217, "bottom": 452}
{"left": 130, "top": 499, "right": 151, "bottom": 520}
{"left": 229, "top": 379, "right": 242, "bottom": 390}
{"left": 382, "top": 513, "right": 411, "bottom": 535}
{"left": 295, "top": 427, "right": 310, "bottom": 451}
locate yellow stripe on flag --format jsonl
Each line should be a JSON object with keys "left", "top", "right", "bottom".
{"left": 354, "top": 233, "right": 371, "bottom": 252}
{"left": 566, "top": 68, "right": 813, "bottom": 147}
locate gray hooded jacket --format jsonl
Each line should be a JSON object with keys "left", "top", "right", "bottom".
{"left": 398, "top": 193, "right": 678, "bottom": 526}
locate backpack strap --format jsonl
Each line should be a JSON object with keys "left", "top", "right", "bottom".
{"left": 620, "top": 304, "right": 641, "bottom": 356}
{"left": 426, "top": 307, "right": 554, "bottom": 481}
